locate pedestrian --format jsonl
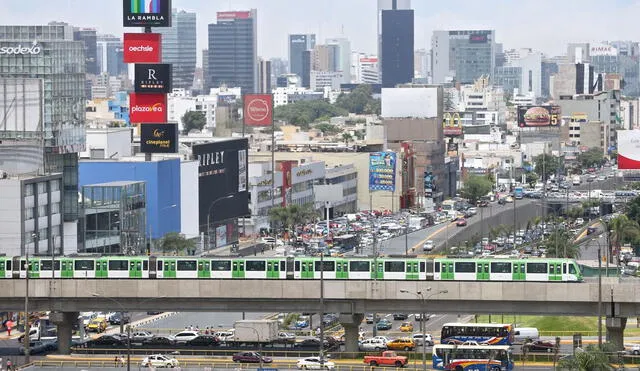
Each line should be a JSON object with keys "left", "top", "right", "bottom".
{"left": 120, "top": 356, "right": 126, "bottom": 367}
{"left": 114, "top": 355, "right": 120, "bottom": 367}
{"left": 204, "top": 327, "right": 210, "bottom": 335}
{"left": 6, "top": 360, "right": 11, "bottom": 371}
{"left": 261, "top": 247, "right": 265, "bottom": 254}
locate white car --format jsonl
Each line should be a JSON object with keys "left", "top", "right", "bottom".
{"left": 423, "top": 240, "right": 434, "bottom": 251}
{"left": 359, "top": 338, "right": 387, "bottom": 351}
{"left": 140, "top": 354, "right": 179, "bottom": 368}
{"left": 412, "top": 333, "right": 434, "bottom": 346}
{"left": 170, "top": 331, "right": 199, "bottom": 344}
{"left": 131, "top": 331, "right": 155, "bottom": 342}
{"left": 297, "top": 357, "right": 335, "bottom": 370}
{"left": 627, "top": 344, "right": 640, "bottom": 355}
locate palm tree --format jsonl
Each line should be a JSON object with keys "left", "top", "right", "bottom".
{"left": 558, "top": 344, "right": 613, "bottom": 371}
{"left": 341, "top": 132, "right": 353, "bottom": 146}
{"left": 268, "top": 203, "right": 319, "bottom": 242}
{"left": 608, "top": 215, "right": 640, "bottom": 255}
{"left": 545, "top": 229, "right": 581, "bottom": 259}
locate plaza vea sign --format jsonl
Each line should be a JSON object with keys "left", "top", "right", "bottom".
{"left": 0, "top": 42, "right": 41, "bottom": 55}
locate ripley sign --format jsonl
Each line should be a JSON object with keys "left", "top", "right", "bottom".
{"left": 0, "top": 42, "right": 41, "bottom": 55}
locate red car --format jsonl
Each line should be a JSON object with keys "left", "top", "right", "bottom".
{"left": 456, "top": 218, "right": 467, "bottom": 227}
{"left": 524, "top": 340, "right": 554, "bottom": 353}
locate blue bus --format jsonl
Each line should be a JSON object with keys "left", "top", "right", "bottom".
{"left": 441, "top": 323, "right": 514, "bottom": 345}
{"left": 513, "top": 187, "right": 524, "bottom": 200}
{"left": 433, "top": 344, "right": 514, "bottom": 371}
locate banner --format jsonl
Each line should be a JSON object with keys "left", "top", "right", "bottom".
{"left": 369, "top": 152, "right": 396, "bottom": 192}
{"left": 140, "top": 123, "right": 178, "bottom": 153}
{"left": 123, "top": 33, "right": 161, "bottom": 63}
{"left": 243, "top": 94, "right": 273, "bottom": 126}
{"left": 123, "top": 0, "right": 172, "bottom": 27}
{"left": 618, "top": 130, "right": 640, "bottom": 169}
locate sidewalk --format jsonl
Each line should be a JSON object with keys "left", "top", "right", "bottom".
{"left": 0, "top": 328, "right": 23, "bottom": 341}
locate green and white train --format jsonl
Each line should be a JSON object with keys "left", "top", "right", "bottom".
{"left": 0, "top": 256, "right": 583, "bottom": 282}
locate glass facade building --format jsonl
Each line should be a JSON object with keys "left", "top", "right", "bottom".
{"left": 0, "top": 24, "right": 86, "bottom": 225}
{"left": 73, "top": 28, "right": 98, "bottom": 75}
{"left": 289, "top": 34, "right": 315, "bottom": 81}
{"left": 380, "top": 9, "right": 414, "bottom": 88}
{"left": 207, "top": 10, "right": 258, "bottom": 94}
{"left": 431, "top": 30, "right": 496, "bottom": 84}
{"left": 157, "top": 9, "right": 197, "bottom": 90}
{"left": 97, "top": 34, "right": 127, "bottom": 77}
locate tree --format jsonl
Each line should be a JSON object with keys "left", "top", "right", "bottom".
{"left": 269, "top": 203, "right": 319, "bottom": 241}
{"left": 525, "top": 171, "right": 539, "bottom": 186}
{"left": 609, "top": 215, "right": 640, "bottom": 253}
{"left": 545, "top": 230, "right": 581, "bottom": 258}
{"left": 314, "top": 122, "right": 342, "bottom": 135}
{"left": 334, "top": 85, "right": 380, "bottom": 115}
{"left": 181, "top": 111, "right": 207, "bottom": 134}
{"left": 274, "top": 100, "right": 348, "bottom": 129}
{"left": 558, "top": 344, "right": 613, "bottom": 371}
{"left": 341, "top": 132, "right": 353, "bottom": 146}
{"left": 626, "top": 196, "right": 640, "bottom": 224}
{"left": 533, "top": 153, "right": 562, "bottom": 182}
{"left": 459, "top": 175, "right": 493, "bottom": 204}
{"left": 158, "top": 232, "right": 196, "bottom": 256}
{"left": 577, "top": 147, "right": 605, "bottom": 169}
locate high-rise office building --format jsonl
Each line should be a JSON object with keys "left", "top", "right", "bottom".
{"left": 0, "top": 23, "right": 87, "bottom": 254}
{"left": 312, "top": 44, "right": 339, "bottom": 72}
{"left": 270, "top": 57, "right": 288, "bottom": 86}
{"left": 97, "top": 34, "right": 127, "bottom": 77}
{"left": 377, "top": 0, "right": 411, "bottom": 75}
{"left": 289, "top": 34, "right": 315, "bottom": 79}
{"left": 258, "top": 59, "right": 272, "bottom": 93}
{"left": 73, "top": 28, "right": 98, "bottom": 75}
{"left": 157, "top": 9, "right": 197, "bottom": 90}
{"left": 208, "top": 10, "right": 258, "bottom": 94}
{"left": 202, "top": 49, "right": 209, "bottom": 92}
{"left": 431, "top": 30, "right": 496, "bottom": 84}
{"left": 381, "top": 8, "right": 414, "bottom": 88}
{"left": 326, "top": 37, "right": 351, "bottom": 83}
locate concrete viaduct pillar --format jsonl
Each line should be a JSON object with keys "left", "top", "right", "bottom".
{"left": 606, "top": 317, "right": 626, "bottom": 351}
{"left": 50, "top": 311, "right": 79, "bottom": 354}
{"left": 339, "top": 314, "right": 364, "bottom": 353}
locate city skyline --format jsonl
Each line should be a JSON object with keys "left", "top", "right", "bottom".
{"left": 3, "top": 0, "right": 640, "bottom": 64}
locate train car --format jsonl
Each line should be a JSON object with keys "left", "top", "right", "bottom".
{"left": 433, "top": 258, "right": 582, "bottom": 282}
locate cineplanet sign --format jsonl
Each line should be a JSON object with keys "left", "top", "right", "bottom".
{"left": 0, "top": 41, "right": 42, "bottom": 55}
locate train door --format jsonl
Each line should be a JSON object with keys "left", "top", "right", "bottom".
{"left": 335, "top": 259, "right": 348, "bottom": 279}
{"left": 129, "top": 259, "right": 143, "bottom": 278}
{"left": 512, "top": 262, "right": 525, "bottom": 281}
{"left": 300, "top": 259, "right": 314, "bottom": 279}
{"left": 148, "top": 257, "right": 157, "bottom": 279}
{"left": 60, "top": 259, "right": 74, "bottom": 278}
{"left": 286, "top": 257, "right": 295, "bottom": 280}
{"left": 0, "top": 259, "right": 6, "bottom": 278}
{"left": 198, "top": 260, "right": 211, "bottom": 278}
{"left": 476, "top": 260, "right": 490, "bottom": 281}
{"left": 96, "top": 259, "right": 108, "bottom": 278}
{"left": 549, "top": 261, "right": 562, "bottom": 281}
{"left": 12, "top": 257, "right": 21, "bottom": 278}
{"left": 371, "top": 260, "right": 384, "bottom": 279}
{"left": 163, "top": 259, "right": 177, "bottom": 278}
{"left": 232, "top": 259, "right": 245, "bottom": 278}
{"left": 29, "top": 259, "right": 40, "bottom": 278}
{"left": 266, "top": 259, "right": 280, "bottom": 279}
{"left": 441, "top": 260, "right": 454, "bottom": 280}
{"left": 406, "top": 260, "right": 419, "bottom": 280}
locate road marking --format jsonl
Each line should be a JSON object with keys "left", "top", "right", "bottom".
{"left": 411, "top": 222, "right": 455, "bottom": 252}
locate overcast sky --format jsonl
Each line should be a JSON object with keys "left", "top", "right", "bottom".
{"left": 2, "top": 0, "right": 640, "bottom": 64}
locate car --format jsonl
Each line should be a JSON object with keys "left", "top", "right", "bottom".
{"left": 524, "top": 340, "right": 555, "bottom": 353}
{"left": 294, "top": 338, "right": 328, "bottom": 349}
{"left": 276, "top": 331, "right": 296, "bottom": 344}
{"left": 392, "top": 313, "right": 408, "bottom": 321}
{"left": 140, "top": 354, "right": 180, "bottom": 368}
{"left": 626, "top": 344, "right": 640, "bottom": 355}
{"left": 412, "top": 333, "right": 434, "bottom": 347}
{"left": 171, "top": 331, "right": 200, "bottom": 344}
{"left": 146, "top": 311, "right": 163, "bottom": 315}
{"left": 143, "top": 336, "right": 175, "bottom": 346}
{"left": 422, "top": 240, "right": 434, "bottom": 252}
{"left": 467, "top": 207, "right": 478, "bottom": 215}
{"left": 233, "top": 351, "right": 273, "bottom": 363}
{"left": 109, "top": 312, "right": 131, "bottom": 325}
{"left": 575, "top": 218, "right": 585, "bottom": 225}
{"left": 86, "top": 335, "right": 126, "bottom": 348}
{"left": 386, "top": 338, "right": 415, "bottom": 351}
{"left": 19, "top": 340, "right": 56, "bottom": 355}
{"left": 185, "top": 335, "right": 219, "bottom": 347}
{"left": 456, "top": 218, "right": 467, "bottom": 227}
{"left": 365, "top": 313, "right": 376, "bottom": 324}
{"left": 296, "top": 357, "right": 335, "bottom": 370}
{"left": 376, "top": 319, "right": 392, "bottom": 331}
{"left": 359, "top": 338, "right": 388, "bottom": 352}
{"left": 130, "top": 331, "right": 155, "bottom": 343}
{"left": 413, "top": 313, "right": 430, "bottom": 321}
{"left": 399, "top": 322, "right": 413, "bottom": 332}
{"left": 86, "top": 318, "right": 107, "bottom": 333}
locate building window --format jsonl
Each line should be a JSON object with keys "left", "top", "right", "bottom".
{"left": 23, "top": 184, "right": 34, "bottom": 197}
{"left": 50, "top": 179, "right": 60, "bottom": 191}
{"left": 25, "top": 207, "right": 34, "bottom": 220}
{"left": 37, "top": 182, "right": 46, "bottom": 194}
{"left": 51, "top": 202, "right": 60, "bottom": 214}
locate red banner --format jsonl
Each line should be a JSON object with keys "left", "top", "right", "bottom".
{"left": 123, "top": 33, "right": 161, "bottom": 63}
{"left": 129, "top": 93, "right": 167, "bottom": 123}
{"left": 243, "top": 94, "right": 273, "bottom": 126}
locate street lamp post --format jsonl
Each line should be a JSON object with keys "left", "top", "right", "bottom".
{"left": 592, "top": 236, "right": 603, "bottom": 348}
{"left": 207, "top": 195, "right": 235, "bottom": 250}
{"left": 236, "top": 325, "right": 265, "bottom": 371}
{"left": 400, "top": 288, "right": 448, "bottom": 371}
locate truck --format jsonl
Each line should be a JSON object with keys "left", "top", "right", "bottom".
{"left": 572, "top": 175, "right": 581, "bottom": 186}
{"left": 233, "top": 320, "right": 278, "bottom": 343}
{"left": 363, "top": 351, "right": 408, "bottom": 368}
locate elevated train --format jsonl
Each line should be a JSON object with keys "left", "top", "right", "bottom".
{"left": 0, "top": 256, "right": 583, "bottom": 282}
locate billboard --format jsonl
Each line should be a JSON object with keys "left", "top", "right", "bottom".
{"left": 617, "top": 130, "right": 640, "bottom": 169}
{"left": 123, "top": 0, "right": 172, "bottom": 27}
{"left": 517, "top": 105, "right": 560, "bottom": 128}
{"left": 369, "top": 152, "right": 396, "bottom": 192}
{"left": 140, "top": 123, "right": 178, "bottom": 153}
{"left": 192, "top": 138, "right": 249, "bottom": 228}
{"left": 134, "top": 63, "right": 172, "bottom": 93}
{"left": 443, "top": 112, "right": 463, "bottom": 136}
{"left": 243, "top": 94, "right": 273, "bottom": 126}
{"left": 129, "top": 93, "right": 167, "bottom": 123}
{"left": 381, "top": 87, "right": 438, "bottom": 118}
{"left": 123, "top": 33, "right": 161, "bottom": 63}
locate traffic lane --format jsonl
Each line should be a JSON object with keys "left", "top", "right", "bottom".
{"left": 138, "top": 312, "right": 270, "bottom": 334}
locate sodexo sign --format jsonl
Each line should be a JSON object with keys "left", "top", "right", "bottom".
{"left": 0, "top": 41, "right": 42, "bottom": 56}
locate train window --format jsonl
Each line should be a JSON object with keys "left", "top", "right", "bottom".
{"left": 295, "top": 261, "right": 300, "bottom": 271}
{"left": 0, "top": 262, "right": 3, "bottom": 270}
{"left": 211, "top": 260, "right": 231, "bottom": 271}
{"left": 143, "top": 261, "right": 148, "bottom": 271}
{"left": 74, "top": 260, "right": 94, "bottom": 270}
{"left": 272, "top": 262, "right": 279, "bottom": 271}
{"left": 157, "top": 261, "right": 163, "bottom": 271}
{"left": 549, "top": 265, "right": 555, "bottom": 274}
{"left": 5, "top": 260, "right": 10, "bottom": 271}
{"left": 490, "top": 262, "right": 512, "bottom": 273}
{"left": 384, "top": 261, "right": 405, "bottom": 272}
{"left": 108, "top": 261, "right": 129, "bottom": 271}
{"left": 349, "top": 261, "right": 370, "bottom": 272}
{"left": 246, "top": 261, "right": 266, "bottom": 271}
{"left": 314, "top": 261, "right": 335, "bottom": 272}
{"left": 526, "top": 262, "right": 547, "bottom": 274}
{"left": 434, "top": 262, "right": 440, "bottom": 273}
{"left": 280, "top": 261, "right": 285, "bottom": 271}
{"left": 177, "top": 260, "right": 197, "bottom": 271}
{"left": 40, "top": 260, "right": 60, "bottom": 271}
{"left": 569, "top": 264, "right": 577, "bottom": 274}
{"left": 420, "top": 262, "right": 425, "bottom": 272}
{"left": 454, "top": 262, "right": 475, "bottom": 273}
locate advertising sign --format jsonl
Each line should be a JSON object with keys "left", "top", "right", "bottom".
{"left": 129, "top": 93, "right": 167, "bottom": 123}
{"left": 0, "top": 41, "right": 41, "bottom": 55}
{"left": 134, "top": 63, "right": 172, "bottom": 93}
{"left": 617, "top": 130, "right": 640, "bottom": 169}
{"left": 517, "top": 105, "right": 560, "bottom": 128}
{"left": 469, "top": 34, "right": 488, "bottom": 43}
{"left": 443, "top": 112, "right": 463, "bottom": 136}
{"left": 123, "top": 0, "right": 172, "bottom": 27}
{"left": 192, "top": 138, "right": 249, "bottom": 228}
{"left": 123, "top": 33, "right": 161, "bottom": 63}
{"left": 216, "top": 225, "right": 227, "bottom": 247}
{"left": 140, "top": 123, "right": 178, "bottom": 153}
{"left": 243, "top": 94, "right": 273, "bottom": 126}
{"left": 369, "top": 152, "right": 396, "bottom": 192}
{"left": 590, "top": 44, "right": 618, "bottom": 57}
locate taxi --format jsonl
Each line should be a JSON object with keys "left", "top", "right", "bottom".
{"left": 86, "top": 318, "right": 107, "bottom": 333}
{"left": 399, "top": 322, "right": 414, "bottom": 332}
{"left": 386, "top": 338, "right": 415, "bottom": 351}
